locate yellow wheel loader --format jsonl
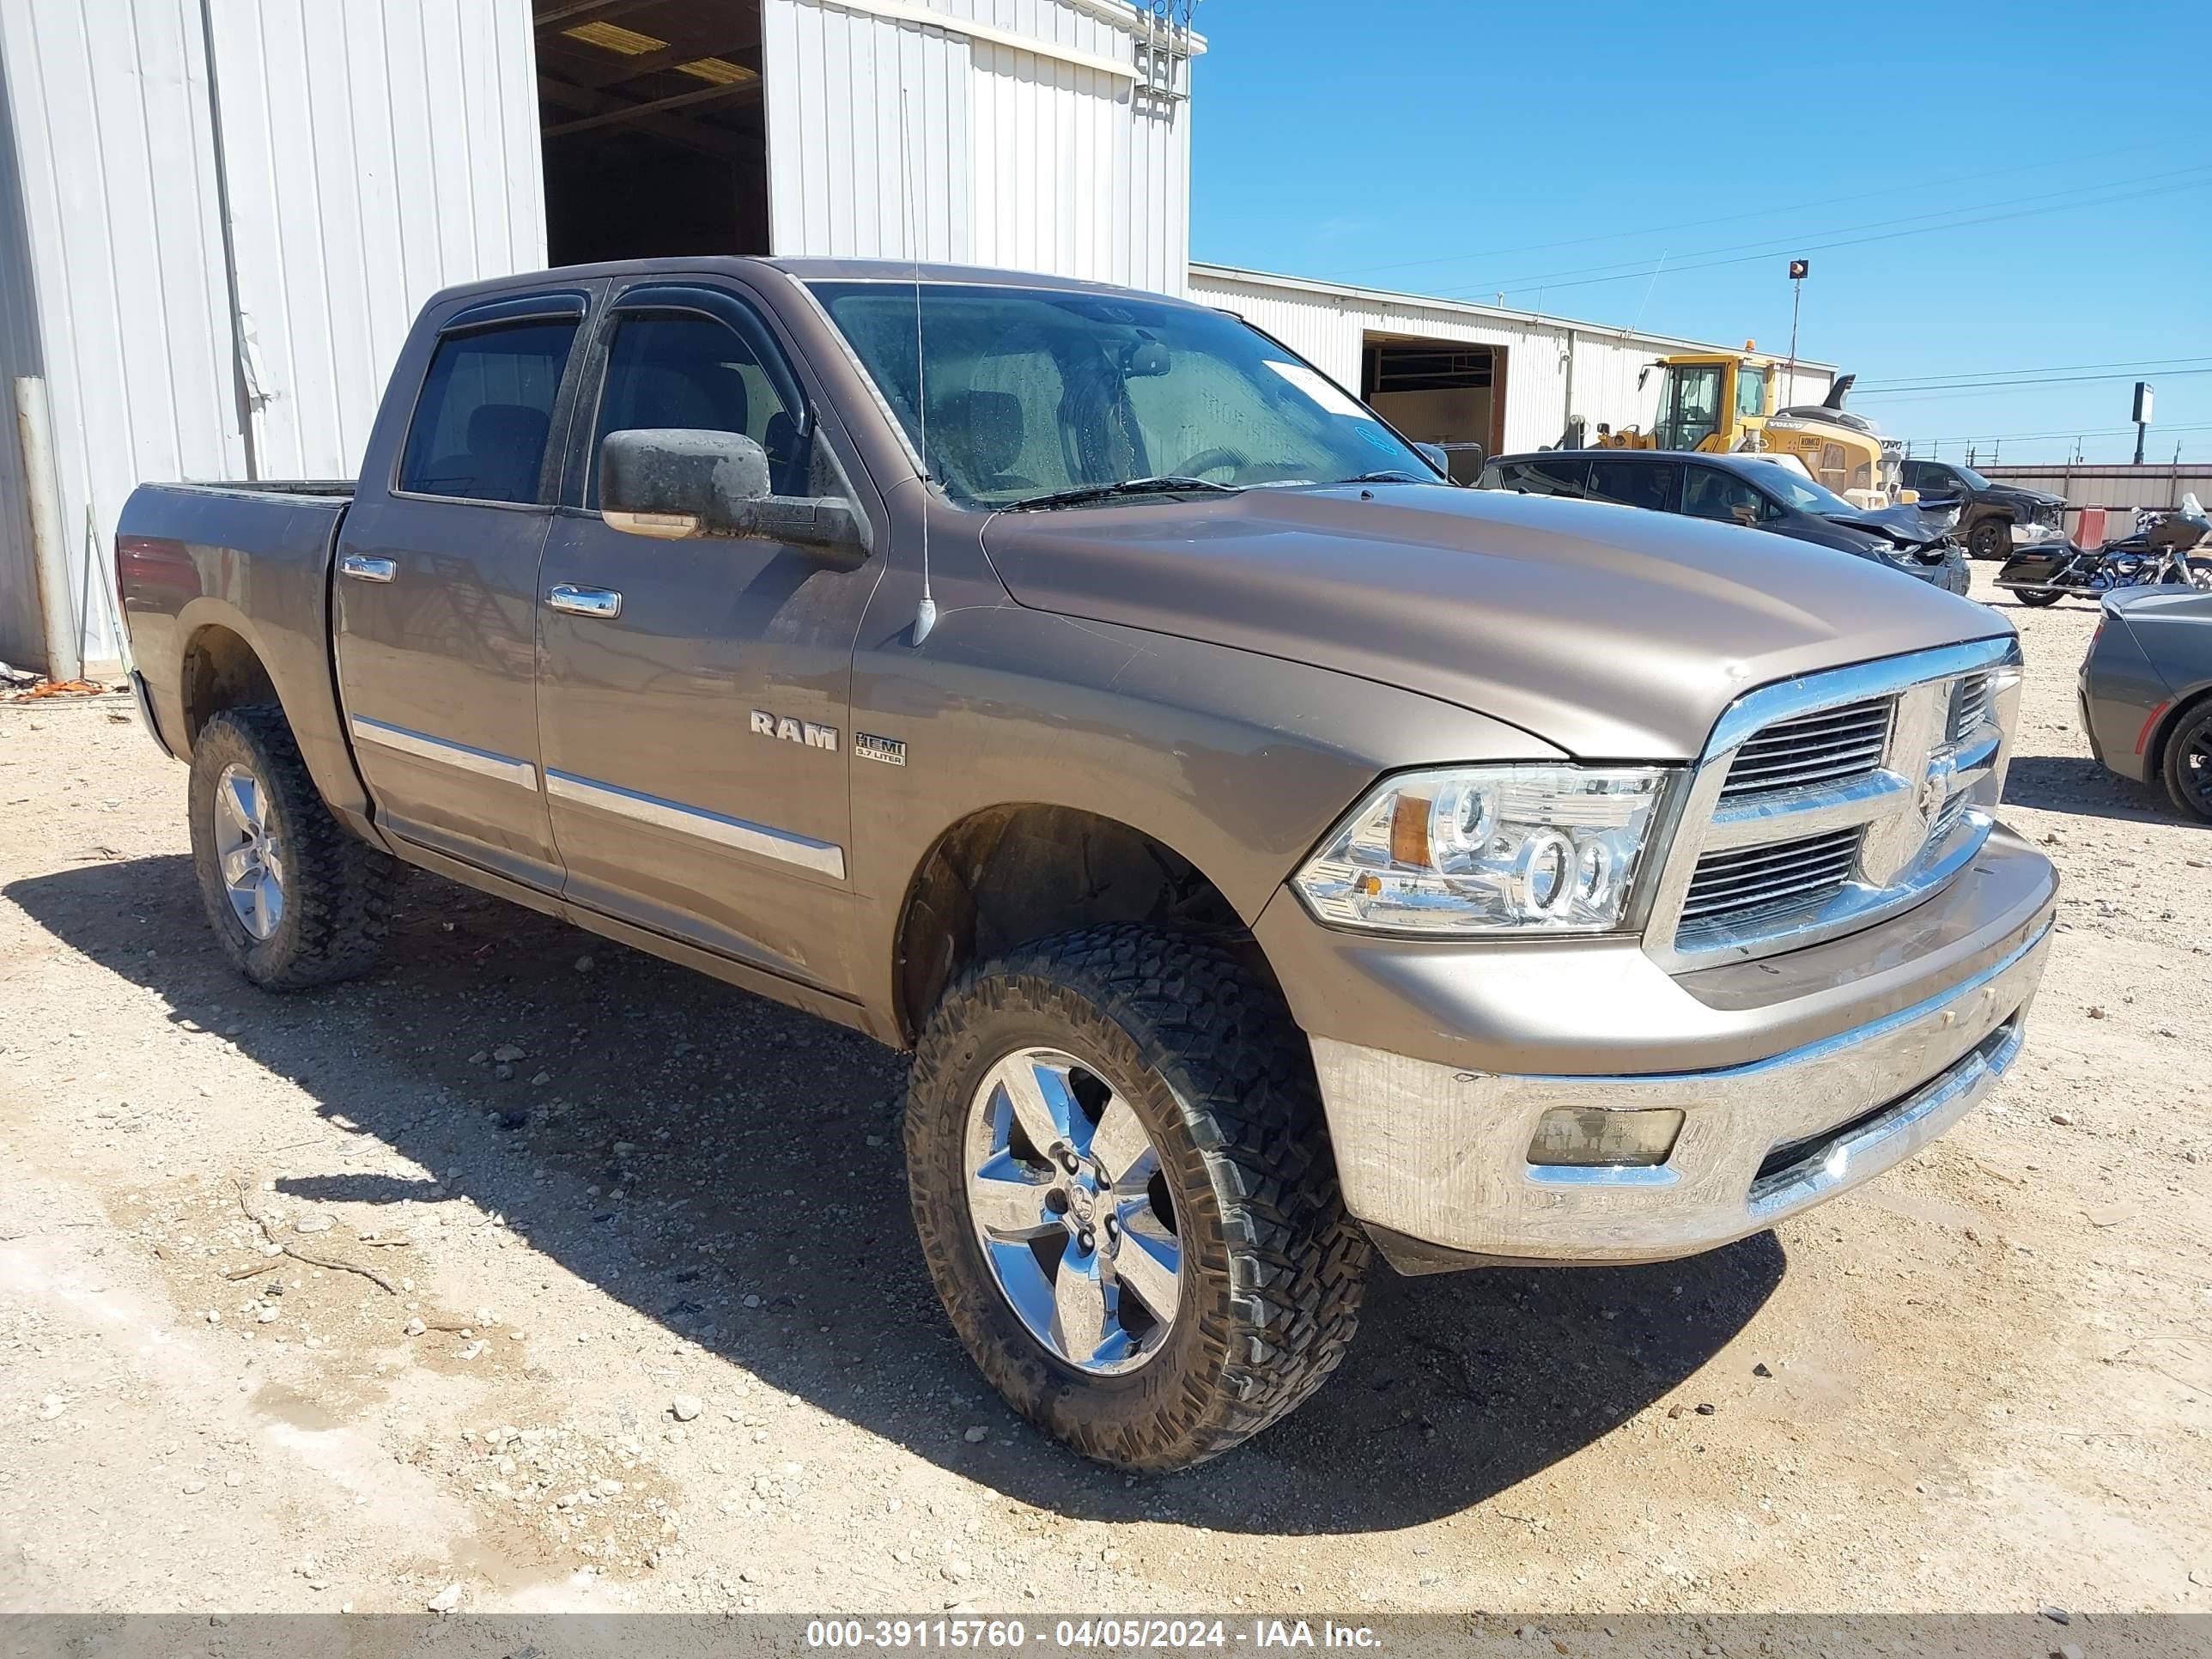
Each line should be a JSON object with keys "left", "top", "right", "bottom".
{"left": 1595, "top": 354, "right": 1901, "bottom": 508}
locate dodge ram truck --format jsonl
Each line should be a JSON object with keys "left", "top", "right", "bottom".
{"left": 115, "top": 258, "right": 2057, "bottom": 1470}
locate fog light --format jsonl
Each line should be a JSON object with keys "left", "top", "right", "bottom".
{"left": 1528, "top": 1107, "right": 1685, "bottom": 1168}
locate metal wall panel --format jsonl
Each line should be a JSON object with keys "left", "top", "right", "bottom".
{"left": 763, "top": 0, "right": 1193, "bottom": 295}
{"left": 1978, "top": 464, "right": 2212, "bottom": 540}
{"left": 1191, "top": 265, "right": 1837, "bottom": 457}
{"left": 0, "top": 17, "right": 44, "bottom": 667}
{"left": 0, "top": 0, "right": 244, "bottom": 671}
{"left": 0, "top": 0, "right": 544, "bottom": 673}
{"left": 206, "top": 0, "right": 547, "bottom": 481}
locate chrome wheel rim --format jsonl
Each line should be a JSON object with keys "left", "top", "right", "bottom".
{"left": 2185, "top": 732, "right": 2212, "bottom": 812}
{"left": 213, "top": 763, "right": 284, "bottom": 941}
{"left": 963, "top": 1047, "right": 1182, "bottom": 1375}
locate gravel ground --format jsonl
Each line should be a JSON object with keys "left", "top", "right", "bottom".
{"left": 2, "top": 566, "right": 2207, "bottom": 1618}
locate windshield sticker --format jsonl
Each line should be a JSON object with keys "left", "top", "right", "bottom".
{"left": 1262, "top": 361, "right": 1375, "bottom": 422}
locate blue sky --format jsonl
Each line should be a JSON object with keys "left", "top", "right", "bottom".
{"left": 1188, "top": 3, "right": 2212, "bottom": 465}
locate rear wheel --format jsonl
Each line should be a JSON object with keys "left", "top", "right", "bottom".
{"left": 904, "top": 924, "right": 1368, "bottom": 1470}
{"left": 2161, "top": 701, "right": 2212, "bottom": 822}
{"left": 188, "top": 706, "right": 395, "bottom": 989}
{"left": 2014, "top": 586, "right": 2065, "bottom": 607}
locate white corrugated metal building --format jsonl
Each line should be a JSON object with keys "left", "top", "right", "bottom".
{"left": 1, "top": 0, "right": 1823, "bottom": 678}
{"left": 1190, "top": 264, "right": 1834, "bottom": 477}
{"left": 0, "top": 0, "right": 1200, "bottom": 676}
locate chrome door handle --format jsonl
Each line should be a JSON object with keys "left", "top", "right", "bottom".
{"left": 339, "top": 554, "right": 397, "bottom": 583}
{"left": 546, "top": 583, "right": 623, "bottom": 619}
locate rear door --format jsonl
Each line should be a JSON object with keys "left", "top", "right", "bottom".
{"left": 335, "top": 290, "right": 594, "bottom": 891}
{"left": 532, "top": 276, "right": 885, "bottom": 993}
{"left": 1588, "top": 456, "right": 1680, "bottom": 514}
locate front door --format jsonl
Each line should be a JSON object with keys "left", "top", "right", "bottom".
{"left": 335, "top": 292, "right": 592, "bottom": 890}
{"left": 533, "top": 278, "right": 884, "bottom": 993}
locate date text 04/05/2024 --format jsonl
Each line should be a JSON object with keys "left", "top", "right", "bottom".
{"left": 804, "top": 1619, "right": 1383, "bottom": 1650}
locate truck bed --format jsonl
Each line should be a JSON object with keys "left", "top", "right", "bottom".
{"left": 115, "top": 477, "right": 368, "bottom": 832}
{"left": 167, "top": 478, "right": 356, "bottom": 500}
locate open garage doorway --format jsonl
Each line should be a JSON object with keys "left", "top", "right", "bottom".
{"left": 1360, "top": 335, "right": 1504, "bottom": 483}
{"left": 536, "top": 1, "right": 770, "bottom": 265}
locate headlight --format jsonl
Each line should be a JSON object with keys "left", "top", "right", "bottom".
{"left": 1292, "top": 764, "right": 1672, "bottom": 935}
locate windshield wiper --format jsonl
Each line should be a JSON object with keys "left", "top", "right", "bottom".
{"left": 1338, "top": 470, "right": 1433, "bottom": 484}
{"left": 1005, "top": 476, "right": 1242, "bottom": 511}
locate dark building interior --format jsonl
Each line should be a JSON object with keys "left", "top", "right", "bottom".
{"left": 535, "top": 0, "right": 771, "bottom": 265}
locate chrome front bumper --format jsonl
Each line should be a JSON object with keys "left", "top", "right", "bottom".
{"left": 1310, "top": 914, "right": 2052, "bottom": 1267}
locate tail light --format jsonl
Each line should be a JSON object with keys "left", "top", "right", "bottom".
{"left": 115, "top": 535, "right": 199, "bottom": 608}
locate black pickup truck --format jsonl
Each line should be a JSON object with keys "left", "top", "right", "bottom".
{"left": 113, "top": 256, "right": 2053, "bottom": 1469}
{"left": 1898, "top": 458, "right": 2067, "bottom": 561}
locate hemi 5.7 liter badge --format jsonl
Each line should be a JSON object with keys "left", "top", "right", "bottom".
{"left": 854, "top": 732, "right": 908, "bottom": 766}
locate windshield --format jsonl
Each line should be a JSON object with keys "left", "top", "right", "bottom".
{"left": 1737, "top": 459, "right": 1857, "bottom": 515}
{"left": 811, "top": 282, "right": 1433, "bottom": 506}
{"left": 1951, "top": 463, "right": 1990, "bottom": 489}
{"left": 1653, "top": 363, "right": 1725, "bottom": 451}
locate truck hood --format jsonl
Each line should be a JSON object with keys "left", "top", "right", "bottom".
{"left": 981, "top": 485, "right": 2007, "bottom": 760}
{"left": 1990, "top": 486, "right": 2068, "bottom": 509}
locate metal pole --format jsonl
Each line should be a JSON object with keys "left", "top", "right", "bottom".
{"left": 1561, "top": 326, "right": 1576, "bottom": 440}
{"left": 199, "top": 0, "right": 261, "bottom": 480}
{"left": 12, "top": 375, "right": 81, "bottom": 684}
{"left": 1785, "top": 277, "right": 1802, "bottom": 390}
{"left": 2134, "top": 420, "right": 2147, "bottom": 466}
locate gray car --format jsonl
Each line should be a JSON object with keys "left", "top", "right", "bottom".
{"left": 2080, "top": 586, "right": 2212, "bottom": 819}
{"left": 1478, "top": 448, "right": 1973, "bottom": 595}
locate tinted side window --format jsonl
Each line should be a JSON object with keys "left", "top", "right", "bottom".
{"left": 1491, "top": 457, "right": 1588, "bottom": 496}
{"left": 398, "top": 320, "right": 578, "bottom": 503}
{"left": 1682, "top": 466, "right": 1773, "bottom": 526}
{"left": 1588, "top": 458, "right": 1677, "bottom": 513}
{"left": 591, "top": 313, "right": 802, "bottom": 501}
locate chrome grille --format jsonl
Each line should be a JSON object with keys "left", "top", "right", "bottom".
{"left": 1680, "top": 827, "right": 1864, "bottom": 931}
{"left": 1717, "top": 696, "right": 1893, "bottom": 800}
{"left": 1931, "top": 789, "right": 1970, "bottom": 842}
{"left": 1644, "top": 636, "right": 2021, "bottom": 972}
{"left": 1948, "top": 672, "right": 1992, "bottom": 742}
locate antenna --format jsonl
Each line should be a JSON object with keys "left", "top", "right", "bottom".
{"left": 899, "top": 88, "right": 938, "bottom": 647}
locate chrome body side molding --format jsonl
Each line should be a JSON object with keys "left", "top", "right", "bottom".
{"left": 544, "top": 769, "right": 847, "bottom": 880}
{"left": 348, "top": 714, "right": 538, "bottom": 790}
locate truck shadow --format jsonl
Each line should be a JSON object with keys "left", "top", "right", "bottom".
{"left": 2003, "top": 754, "right": 2197, "bottom": 828}
{"left": 6, "top": 854, "right": 1781, "bottom": 1534}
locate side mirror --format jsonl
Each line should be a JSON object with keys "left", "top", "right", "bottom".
{"left": 600, "top": 428, "right": 869, "bottom": 566}
{"left": 1730, "top": 504, "right": 1759, "bottom": 527}
{"left": 1416, "top": 442, "right": 1450, "bottom": 477}
{"left": 1897, "top": 489, "right": 1920, "bottom": 504}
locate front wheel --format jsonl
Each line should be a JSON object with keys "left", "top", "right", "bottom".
{"left": 188, "top": 706, "right": 395, "bottom": 989}
{"left": 904, "top": 925, "right": 1369, "bottom": 1470}
{"left": 2183, "top": 556, "right": 2212, "bottom": 592}
{"left": 1969, "top": 519, "right": 2010, "bottom": 561}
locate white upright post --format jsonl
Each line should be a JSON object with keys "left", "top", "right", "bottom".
{"left": 13, "top": 375, "right": 81, "bottom": 684}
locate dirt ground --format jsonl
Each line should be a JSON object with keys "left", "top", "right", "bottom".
{"left": 2, "top": 565, "right": 2207, "bottom": 1619}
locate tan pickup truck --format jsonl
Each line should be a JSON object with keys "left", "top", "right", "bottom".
{"left": 114, "top": 257, "right": 2057, "bottom": 1469}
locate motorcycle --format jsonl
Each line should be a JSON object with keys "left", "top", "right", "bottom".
{"left": 1996, "top": 494, "right": 2212, "bottom": 606}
